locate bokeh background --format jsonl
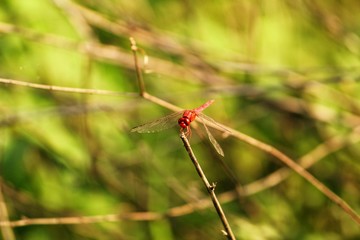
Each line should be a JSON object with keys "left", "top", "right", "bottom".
{"left": 1, "top": 0, "right": 360, "bottom": 239}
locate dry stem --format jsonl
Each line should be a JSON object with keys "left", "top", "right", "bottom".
{"left": 180, "top": 132, "right": 236, "bottom": 240}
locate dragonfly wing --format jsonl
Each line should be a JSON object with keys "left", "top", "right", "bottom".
{"left": 197, "top": 112, "right": 231, "bottom": 133}
{"left": 199, "top": 117, "right": 225, "bottom": 156}
{"left": 131, "top": 111, "right": 182, "bottom": 133}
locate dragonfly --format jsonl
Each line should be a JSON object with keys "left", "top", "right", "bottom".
{"left": 131, "top": 100, "right": 226, "bottom": 156}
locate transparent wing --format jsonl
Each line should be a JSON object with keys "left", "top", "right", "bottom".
{"left": 197, "top": 112, "right": 231, "bottom": 134}
{"left": 198, "top": 115, "right": 225, "bottom": 156}
{"left": 131, "top": 111, "right": 182, "bottom": 133}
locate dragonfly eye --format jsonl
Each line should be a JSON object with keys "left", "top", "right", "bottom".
{"left": 178, "top": 117, "right": 190, "bottom": 129}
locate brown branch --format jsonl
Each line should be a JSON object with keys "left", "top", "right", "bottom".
{"left": 227, "top": 127, "right": 360, "bottom": 225}
{"left": 179, "top": 132, "right": 236, "bottom": 240}
{"left": 0, "top": 77, "right": 136, "bottom": 96}
{"left": 243, "top": 126, "right": 360, "bottom": 195}
{"left": 0, "top": 212, "right": 162, "bottom": 228}
{"left": 129, "top": 37, "right": 146, "bottom": 96}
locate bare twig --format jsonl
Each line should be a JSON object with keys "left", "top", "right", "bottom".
{"left": 0, "top": 77, "right": 136, "bottom": 96}
{"left": 0, "top": 213, "right": 162, "bottom": 227}
{"left": 179, "top": 132, "right": 236, "bottom": 240}
{"left": 130, "top": 37, "right": 146, "bottom": 96}
{"left": 243, "top": 126, "right": 360, "bottom": 195}
{"left": 227, "top": 127, "right": 360, "bottom": 225}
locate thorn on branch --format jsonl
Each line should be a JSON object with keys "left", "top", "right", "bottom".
{"left": 210, "top": 182, "right": 217, "bottom": 191}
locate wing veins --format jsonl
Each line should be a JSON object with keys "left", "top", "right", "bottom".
{"left": 131, "top": 111, "right": 182, "bottom": 133}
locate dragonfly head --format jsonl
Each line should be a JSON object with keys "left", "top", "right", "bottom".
{"left": 178, "top": 117, "right": 190, "bottom": 129}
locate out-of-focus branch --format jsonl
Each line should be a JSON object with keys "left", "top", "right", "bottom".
{"left": 0, "top": 182, "right": 16, "bottom": 240}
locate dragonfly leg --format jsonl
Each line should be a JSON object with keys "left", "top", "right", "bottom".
{"left": 187, "top": 127, "right": 192, "bottom": 139}
{"left": 180, "top": 126, "right": 192, "bottom": 138}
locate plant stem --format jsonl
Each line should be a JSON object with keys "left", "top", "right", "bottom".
{"left": 180, "top": 132, "right": 236, "bottom": 240}
{"left": 129, "top": 37, "right": 145, "bottom": 96}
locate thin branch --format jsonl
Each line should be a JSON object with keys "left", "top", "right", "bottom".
{"left": 0, "top": 213, "right": 162, "bottom": 228}
{"left": 0, "top": 77, "right": 136, "bottom": 96}
{"left": 130, "top": 37, "right": 146, "bottom": 96}
{"left": 227, "top": 127, "right": 360, "bottom": 225}
{"left": 243, "top": 126, "right": 360, "bottom": 195}
{"left": 179, "top": 132, "right": 236, "bottom": 240}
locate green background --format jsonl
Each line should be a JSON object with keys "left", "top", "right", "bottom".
{"left": 0, "top": 0, "right": 359, "bottom": 239}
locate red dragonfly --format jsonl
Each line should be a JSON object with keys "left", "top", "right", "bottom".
{"left": 131, "top": 100, "right": 225, "bottom": 156}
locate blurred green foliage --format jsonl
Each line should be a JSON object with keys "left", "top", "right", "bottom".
{"left": 1, "top": 0, "right": 360, "bottom": 239}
